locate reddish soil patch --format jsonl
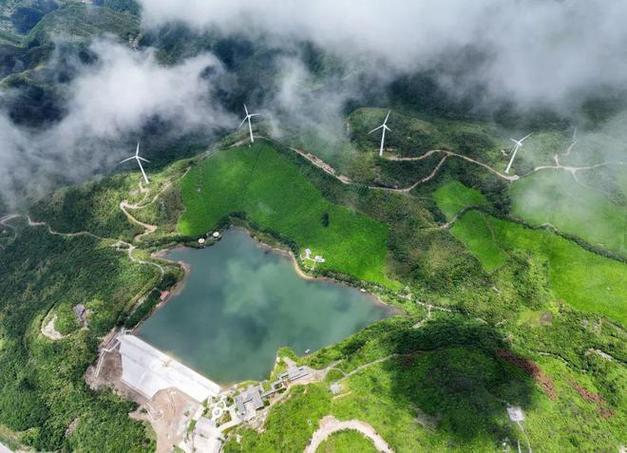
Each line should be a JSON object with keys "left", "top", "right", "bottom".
{"left": 570, "top": 382, "right": 613, "bottom": 419}
{"left": 496, "top": 349, "right": 557, "bottom": 399}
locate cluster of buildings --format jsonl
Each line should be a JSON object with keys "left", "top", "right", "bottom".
{"left": 182, "top": 364, "right": 314, "bottom": 451}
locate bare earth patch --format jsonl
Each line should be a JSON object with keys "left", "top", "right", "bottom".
{"left": 304, "top": 415, "right": 394, "bottom": 453}
{"left": 41, "top": 314, "right": 64, "bottom": 340}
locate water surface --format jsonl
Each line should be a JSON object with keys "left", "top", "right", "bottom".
{"left": 138, "top": 229, "right": 391, "bottom": 383}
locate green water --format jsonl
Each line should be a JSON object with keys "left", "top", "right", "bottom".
{"left": 138, "top": 229, "right": 392, "bottom": 383}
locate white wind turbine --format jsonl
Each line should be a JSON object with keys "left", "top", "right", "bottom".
{"left": 369, "top": 110, "right": 392, "bottom": 157}
{"left": 119, "top": 141, "right": 150, "bottom": 184}
{"left": 505, "top": 133, "right": 532, "bottom": 174}
{"left": 239, "top": 104, "right": 261, "bottom": 143}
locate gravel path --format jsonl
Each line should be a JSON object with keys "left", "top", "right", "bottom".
{"left": 304, "top": 415, "right": 393, "bottom": 453}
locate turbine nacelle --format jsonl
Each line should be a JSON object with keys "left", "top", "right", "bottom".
{"left": 240, "top": 104, "right": 260, "bottom": 143}
{"left": 504, "top": 133, "right": 532, "bottom": 174}
{"left": 368, "top": 110, "right": 392, "bottom": 157}
{"left": 119, "top": 141, "right": 150, "bottom": 184}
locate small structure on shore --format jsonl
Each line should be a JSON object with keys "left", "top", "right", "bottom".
{"left": 235, "top": 385, "right": 265, "bottom": 421}
{"left": 198, "top": 238, "right": 206, "bottom": 245}
{"left": 212, "top": 231, "right": 221, "bottom": 239}
{"left": 301, "top": 248, "right": 326, "bottom": 268}
{"left": 280, "top": 365, "right": 312, "bottom": 383}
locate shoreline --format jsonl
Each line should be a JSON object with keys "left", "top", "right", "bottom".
{"left": 140, "top": 225, "right": 400, "bottom": 331}
{"left": 229, "top": 226, "right": 395, "bottom": 311}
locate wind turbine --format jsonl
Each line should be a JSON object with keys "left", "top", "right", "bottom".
{"left": 239, "top": 104, "right": 260, "bottom": 143}
{"left": 369, "top": 110, "right": 392, "bottom": 157}
{"left": 505, "top": 133, "right": 532, "bottom": 174}
{"left": 119, "top": 141, "right": 150, "bottom": 184}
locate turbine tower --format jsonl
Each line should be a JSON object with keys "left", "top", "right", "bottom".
{"left": 240, "top": 104, "right": 260, "bottom": 143}
{"left": 369, "top": 110, "right": 392, "bottom": 157}
{"left": 119, "top": 141, "right": 150, "bottom": 184}
{"left": 505, "top": 133, "right": 532, "bottom": 174}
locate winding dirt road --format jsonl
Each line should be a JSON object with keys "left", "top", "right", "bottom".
{"left": 305, "top": 415, "right": 393, "bottom": 453}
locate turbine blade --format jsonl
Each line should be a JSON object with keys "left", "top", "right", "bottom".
{"left": 383, "top": 110, "right": 391, "bottom": 124}
{"left": 137, "top": 157, "right": 150, "bottom": 163}
{"left": 243, "top": 104, "right": 249, "bottom": 116}
{"left": 520, "top": 133, "right": 532, "bottom": 142}
{"left": 239, "top": 117, "right": 247, "bottom": 128}
{"left": 135, "top": 141, "right": 140, "bottom": 156}
{"left": 119, "top": 156, "right": 135, "bottom": 164}
{"left": 249, "top": 113, "right": 261, "bottom": 117}
{"left": 369, "top": 125, "right": 384, "bottom": 134}
{"left": 384, "top": 125, "right": 391, "bottom": 132}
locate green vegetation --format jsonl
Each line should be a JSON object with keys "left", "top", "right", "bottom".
{"left": 26, "top": 4, "right": 139, "bottom": 46}
{"left": 226, "top": 317, "right": 626, "bottom": 452}
{"left": 0, "top": 221, "right": 158, "bottom": 451}
{"left": 450, "top": 210, "right": 627, "bottom": 324}
{"left": 30, "top": 174, "right": 143, "bottom": 241}
{"left": 449, "top": 210, "right": 509, "bottom": 272}
{"left": 178, "top": 142, "right": 394, "bottom": 285}
{"left": 316, "top": 430, "right": 378, "bottom": 453}
{"left": 433, "top": 180, "right": 488, "bottom": 220}
{"left": 511, "top": 170, "right": 626, "bottom": 256}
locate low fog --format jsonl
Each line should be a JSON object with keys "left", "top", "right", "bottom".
{"left": 139, "top": 0, "right": 627, "bottom": 108}
{"left": 0, "top": 40, "right": 234, "bottom": 207}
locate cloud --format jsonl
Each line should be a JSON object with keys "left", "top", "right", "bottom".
{"left": 138, "top": 0, "right": 627, "bottom": 108}
{"left": 0, "top": 39, "right": 233, "bottom": 208}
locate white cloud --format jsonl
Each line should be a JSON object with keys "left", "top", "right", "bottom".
{"left": 138, "top": 0, "right": 627, "bottom": 106}
{"left": 0, "top": 39, "right": 233, "bottom": 207}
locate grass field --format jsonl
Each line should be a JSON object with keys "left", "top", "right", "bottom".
{"left": 316, "top": 430, "right": 378, "bottom": 453}
{"left": 178, "top": 142, "right": 394, "bottom": 285}
{"left": 433, "top": 180, "right": 488, "bottom": 220}
{"left": 511, "top": 170, "right": 626, "bottom": 256}
{"left": 450, "top": 210, "right": 627, "bottom": 324}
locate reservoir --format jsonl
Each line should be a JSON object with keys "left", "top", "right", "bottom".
{"left": 138, "top": 229, "right": 392, "bottom": 383}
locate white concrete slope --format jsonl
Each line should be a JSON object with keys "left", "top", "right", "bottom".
{"left": 118, "top": 334, "right": 221, "bottom": 402}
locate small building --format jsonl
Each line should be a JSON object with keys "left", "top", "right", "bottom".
{"left": 280, "top": 365, "right": 311, "bottom": 383}
{"left": 507, "top": 406, "right": 525, "bottom": 422}
{"left": 235, "top": 385, "right": 265, "bottom": 421}
{"left": 329, "top": 382, "right": 342, "bottom": 395}
{"left": 73, "top": 304, "right": 87, "bottom": 325}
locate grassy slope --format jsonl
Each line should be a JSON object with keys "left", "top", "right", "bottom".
{"left": 449, "top": 210, "right": 509, "bottom": 272}
{"left": 178, "top": 142, "right": 394, "bottom": 286}
{"left": 316, "top": 430, "right": 378, "bottom": 453}
{"left": 451, "top": 210, "right": 627, "bottom": 324}
{"left": 511, "top": 170, "right": 626, "bottom": 256}
{"left": 433, "top": 180, "right": 488, "bottom": 220}
{"left": 225, "top": 318, "right": 625, "bottom": 453}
